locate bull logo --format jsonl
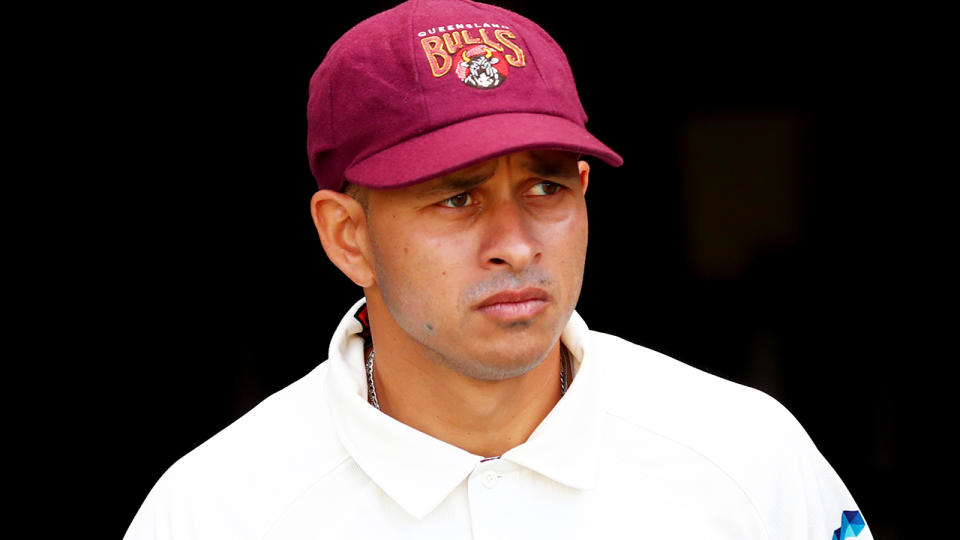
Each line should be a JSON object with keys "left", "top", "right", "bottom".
{"left": 455, "top": 45, "right": 507, "bottom": 89}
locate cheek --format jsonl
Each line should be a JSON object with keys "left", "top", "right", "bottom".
{"left": 416, "top": 235, "right": 472, "bottom": 297}
{"left": 548, "top": 206, "right": 588, "bottom": 254}
{"left": 373, "top": 227, "right": 467, "bottom": 314}
{"left": 546, "top": 208, "right": 588, "bottom": 293}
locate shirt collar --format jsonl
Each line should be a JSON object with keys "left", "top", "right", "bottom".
{"left": 324, "top": 298, "right": 602, "bottom": 520}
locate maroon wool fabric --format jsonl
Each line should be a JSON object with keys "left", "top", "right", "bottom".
{"left": 307, "top": 0, "right": 623, "bottom": 192}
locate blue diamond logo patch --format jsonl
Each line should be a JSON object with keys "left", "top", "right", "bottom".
{"left": 832, "top": 510, "right": 865, "bottom": 540}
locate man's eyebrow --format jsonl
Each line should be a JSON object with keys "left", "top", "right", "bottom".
{"left": 525, "top": 153, "right": 580, "bottom": 179}
{"left": 416, "top": 154, "right": 578, "bottom": 199}
{"left": 416, "top": 171, "right": 496, "bottom": 199}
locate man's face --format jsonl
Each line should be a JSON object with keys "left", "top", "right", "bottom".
{"left": 362, "top": 149, "right": 589, "bottom": 381}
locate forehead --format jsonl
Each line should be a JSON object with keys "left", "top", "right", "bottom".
{"left": 406, "top": 149, "right": 579, "bottom": 195}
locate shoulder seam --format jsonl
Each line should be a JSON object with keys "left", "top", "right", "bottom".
{"left": 259, "top": 454, "right": 354, "bottom": 539}
{"left": 603, "top": 409, "right": 772, "bottom": 540}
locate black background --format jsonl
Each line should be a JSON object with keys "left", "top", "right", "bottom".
{"left": 64, "top": 2, "right": 927, "bottom": 537}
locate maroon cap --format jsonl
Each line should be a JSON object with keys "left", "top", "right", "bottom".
{"left": 307, "top": 0, "right": 623, "bottom": 192}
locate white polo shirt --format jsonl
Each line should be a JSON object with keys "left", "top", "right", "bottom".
{"left": 125, "top": 298, "right": 872, "bottom": 540}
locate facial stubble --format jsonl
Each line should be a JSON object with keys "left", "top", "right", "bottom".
{"left": 366, "top": 220, "right": 582, "bottom": 382}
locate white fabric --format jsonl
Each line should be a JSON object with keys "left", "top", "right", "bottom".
{"left": 125, "top": 298, "right": 872, "bottom": 539}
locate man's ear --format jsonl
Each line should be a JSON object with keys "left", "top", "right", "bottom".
{"left": 578, "top": 160, "right": 590, "bottom": 196}
{"left": 310, "top": 189, "right": 375, "bottom": 287}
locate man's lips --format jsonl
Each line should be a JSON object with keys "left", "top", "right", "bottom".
{"left": 475, "top": 288, "right": 550, "bottom": 320}
{"left": 477, "top": 287, "right": 549, "bottom": 308}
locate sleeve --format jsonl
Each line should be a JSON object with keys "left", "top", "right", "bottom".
{"left": 758, "top": 401, "right": 874, "bottom": 540}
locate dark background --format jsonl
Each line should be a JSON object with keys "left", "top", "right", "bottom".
{"left": 72, "top": 2, "right": 925, "bottom": 538}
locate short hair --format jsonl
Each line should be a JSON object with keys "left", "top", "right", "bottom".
{"left": 342, "top": 181, "right": 369, "bottom": 214}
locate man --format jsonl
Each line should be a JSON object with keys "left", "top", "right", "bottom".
{"left": 126, "top": 1, "right": 872, "bottom": 538}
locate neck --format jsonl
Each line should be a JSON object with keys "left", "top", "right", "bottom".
{"left": 364, "top": 297, "right": 566, "bottom": 458}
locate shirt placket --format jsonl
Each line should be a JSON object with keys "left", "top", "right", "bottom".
{"left": 467, "top": 456, "right": 525, "bottom": 540}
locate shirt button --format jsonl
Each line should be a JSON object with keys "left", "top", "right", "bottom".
{"left": 481, "top": 470, "right": 499, "bottom": 488}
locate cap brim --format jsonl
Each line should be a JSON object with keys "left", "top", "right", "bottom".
{"left": 344, "top": 112, "right": 623, "bottom": 190}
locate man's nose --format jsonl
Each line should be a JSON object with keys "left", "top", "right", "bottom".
{"left": 478, "top": 198, "right": 541, "bottom": 272}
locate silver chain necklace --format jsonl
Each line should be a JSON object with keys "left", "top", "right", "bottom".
{"left": 365, "top": 346, "right": 570, "bottom": 410}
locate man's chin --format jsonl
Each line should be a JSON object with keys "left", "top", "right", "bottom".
{"left": 449, "top": 339, "right": 559, "bottom": 382}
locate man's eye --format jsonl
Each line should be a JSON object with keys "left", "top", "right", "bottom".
{"left": 530, "top": 182, "right": 562, "bottom": 196}
{"left": 439, "top": 192, "right": 474, "bottom": 208}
